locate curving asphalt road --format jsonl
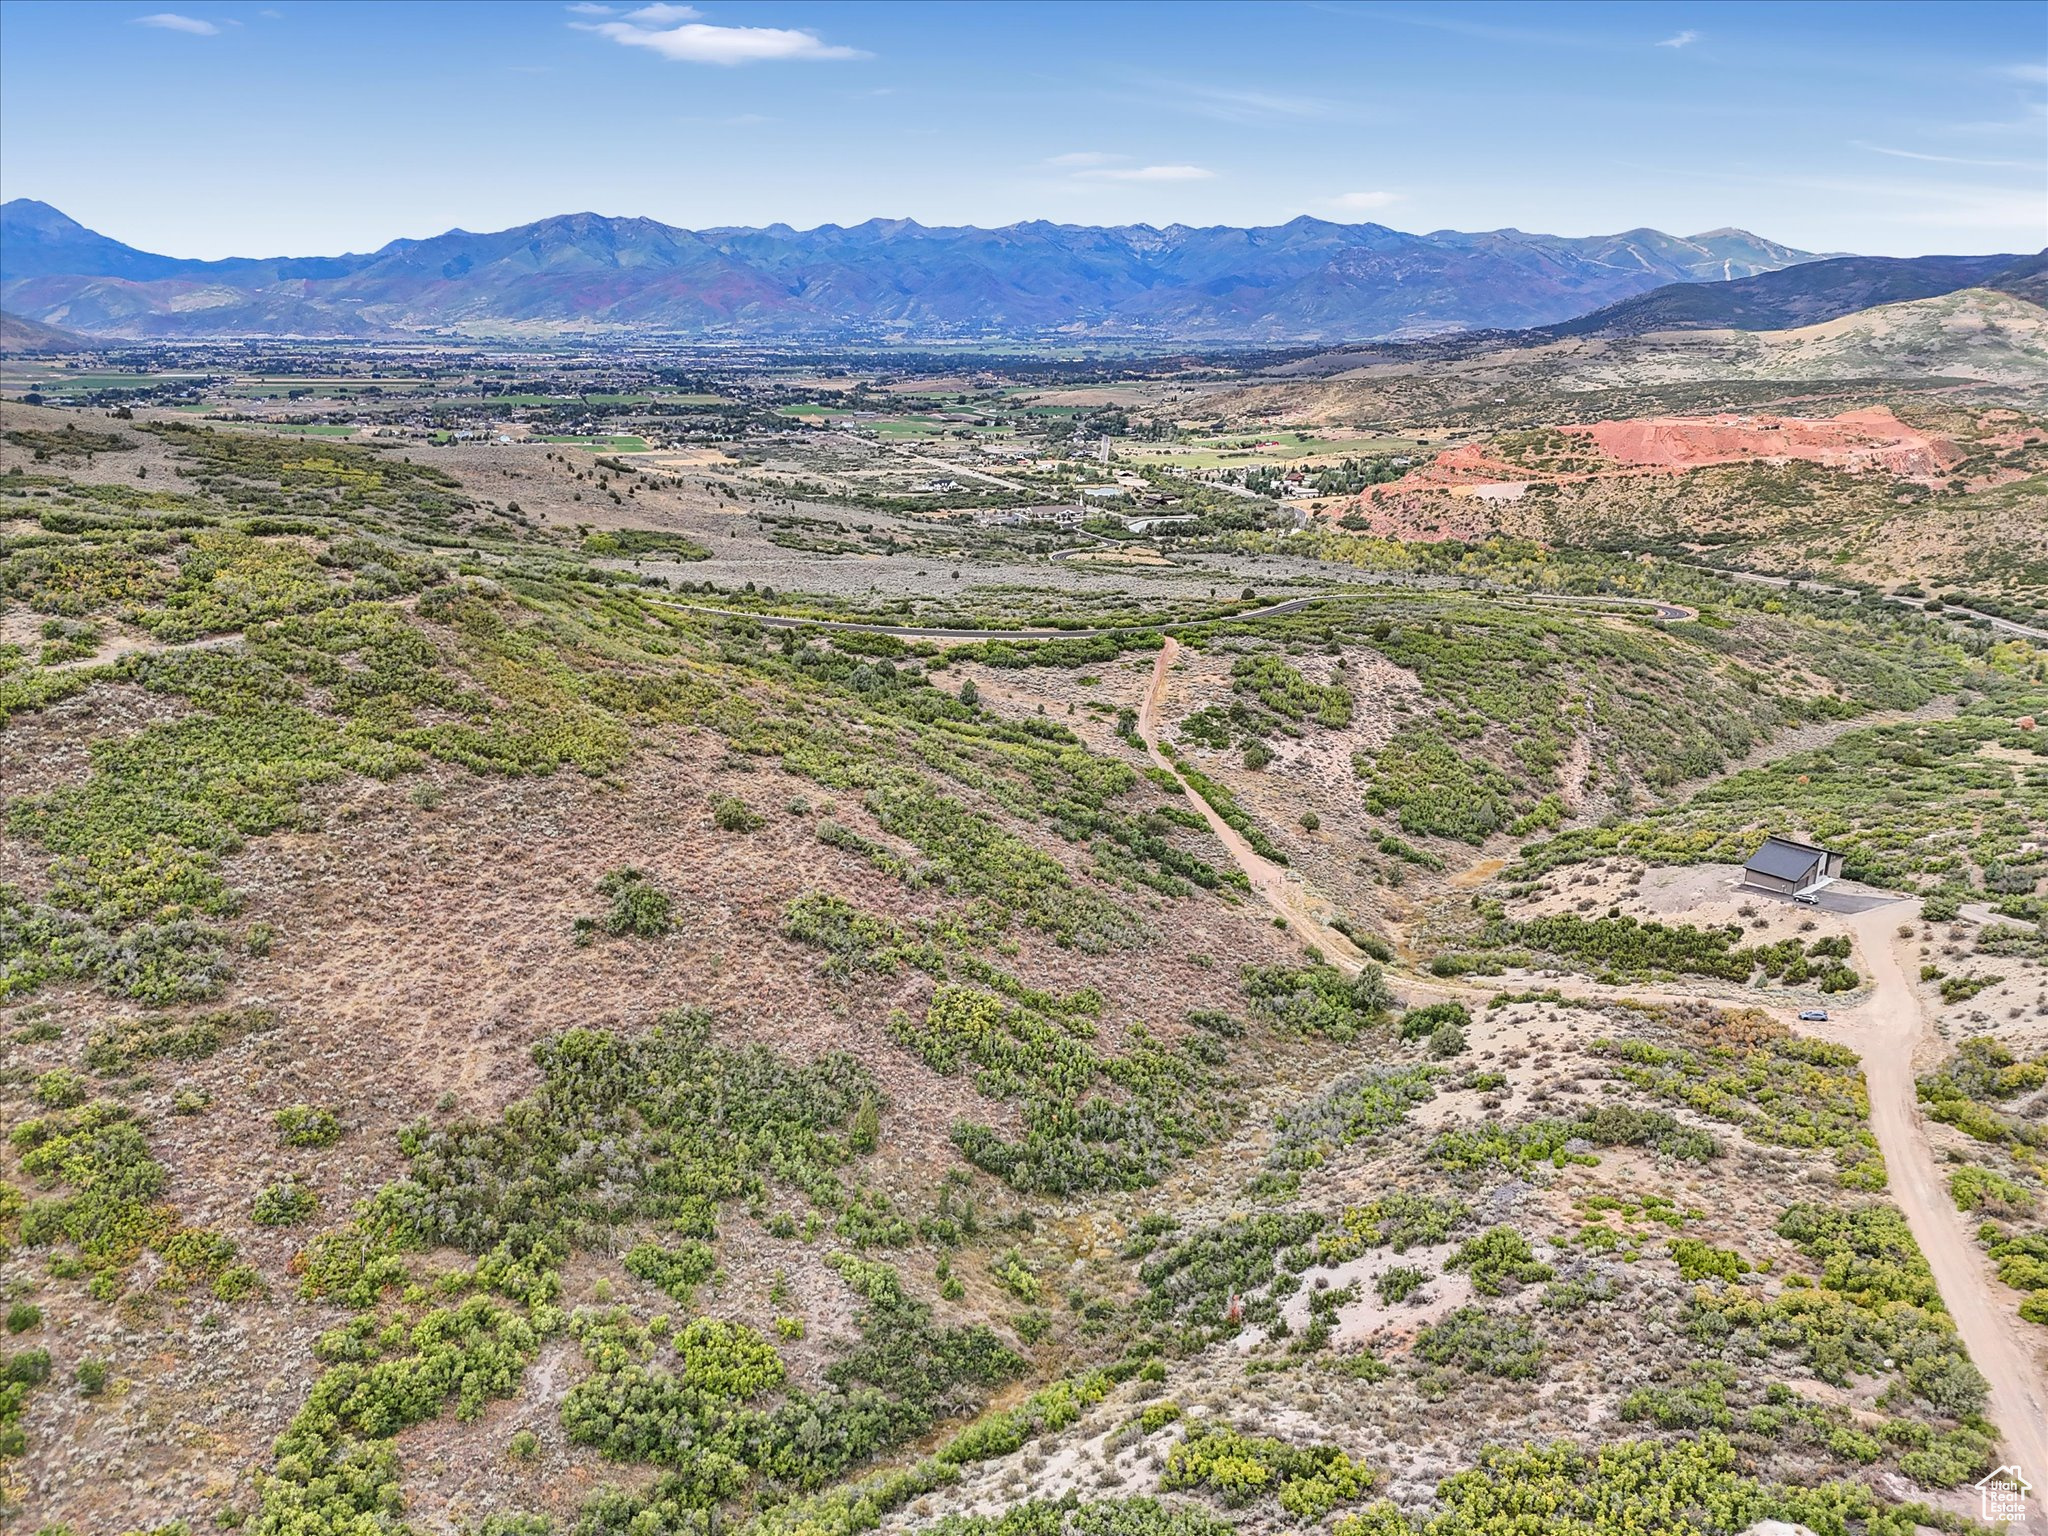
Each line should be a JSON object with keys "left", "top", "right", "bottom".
{"left": 659, "top": 587, "right": 1694, "bottom": 642}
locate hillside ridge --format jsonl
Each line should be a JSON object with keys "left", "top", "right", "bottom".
{"left": 0, "top": 199, "right": 1823, "bottom": 343}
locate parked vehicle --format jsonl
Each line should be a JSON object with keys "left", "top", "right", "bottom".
{"left": 1798, "top": 1009, "right": 1830, "bottom": 1022}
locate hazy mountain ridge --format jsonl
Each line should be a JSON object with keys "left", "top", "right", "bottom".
{"left": 0, "top": 309, "right": 90, "bottom": 354}
{"left": 1548, "top": 250, "right": 2041, "bottom": 337}
{"left": 0, "top": 199, "right": 1821, "bottom": 342}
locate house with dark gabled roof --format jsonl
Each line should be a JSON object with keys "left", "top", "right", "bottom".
{"left": 1741, "top": 835, "right": 1844, "bottom": 898}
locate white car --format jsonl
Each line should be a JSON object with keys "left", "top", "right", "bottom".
{"left": 1798, "top": 1009, "right": 1829, "bottom": 1022}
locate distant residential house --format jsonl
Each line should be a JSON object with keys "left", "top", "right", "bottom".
{"left": 970, "top": 505, "right": 1083, "bottom": 529}
{"left": 1023, "top": 504, "right": 1086, "bottom": 529}
{"left": 1741, "top": 836, "right": 1845, "bottom": 897}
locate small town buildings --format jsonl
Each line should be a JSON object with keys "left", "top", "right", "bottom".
{"left": 969, "top": 504, "right": 1086, "bottom": 529}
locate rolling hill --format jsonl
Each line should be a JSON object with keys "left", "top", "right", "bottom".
{"left": 0, "top": 198, "right": 1820, "bottom": 343}
{"left": 1743, "top": 284, "right": 2048, "bottom": 384}
{"left": 0, "top": 309, "right": 90, "bottom": 354}
{"left": 1549, "top": 250, "right": 2035, "bottom": 336}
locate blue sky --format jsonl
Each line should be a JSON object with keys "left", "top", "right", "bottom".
{"left": 1, "top": 0, "right": 2042, "bottom": 258}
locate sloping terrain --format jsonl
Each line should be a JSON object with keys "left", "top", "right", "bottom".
{"left": 1309, "top": 397, "right": 2048, "bottom": 592}
{"left": 1744, "top": 287, "right": 2048, "bottom": 385}
{"left": 1179, "top": 282, "right": 2048, "bottom": 594}
{"left": 1991, "top": 251, "right": 2048, "bottom": 307}
{"left": 0, "top": 312, "right": 87, "bottom": 356}
{"left": 1547, "top": 252, "right": 2027, "bottom": 337}
{"left": 0, "top": 200, "right": 1819, "bottom": 343}
{"left": 3, "top": 396, "right": 2043, "bottom": 1536}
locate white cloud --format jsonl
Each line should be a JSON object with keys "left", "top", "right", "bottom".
{"left": 1853, "top": 141, "right": 2040, "bottom": 170}
{"left": 1076, "top": 164, "right": 1216, "bottom": 183}
{"left": 1173, "top": 83, "right": 1346, "bottom": 122}
{"left": 1046, "top": 151, "right": 1117, "bottom": 168}
{"left": 624, "top": 2, "right": 700, "bottom": 21}
{"left": 1657, "top": 29, "right": 1700, "bottom": 48}
{"left": 576, "top": 14, "right": 867, "bottom": 64}
{"left": 134, "top": 12, "right": 220, "bottom": 34}
{"left": 1994, "top": 61, "right": 2047, "bottom": 83}
{"left": 1328, "top": 190, "right": 1401, "bottom": 212}
{"left": 565, "top": 3, "right": 617, "bottom": 13}
{"left": 1117, "top": 76, "right": 1356, "bottom": 125}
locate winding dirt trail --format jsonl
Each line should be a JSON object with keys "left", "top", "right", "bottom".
{"left": 1141, "top": 634, "right": 2048, "bottom": 1476}
{"left": 1835, "top": 907, "right": 2048, "bottom": 1481}
{"left": 1138, "top": 637, "right": 1371, "bottom": 967}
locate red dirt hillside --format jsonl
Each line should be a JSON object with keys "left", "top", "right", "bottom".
{"left": 1333, "top": 406, "right": 1967, "bottom": 522}
{"left": 1575, "top": 407, "right": 1962, "bottom": 477}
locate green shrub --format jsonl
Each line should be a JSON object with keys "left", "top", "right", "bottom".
{"left": 990, "top": 1248, "right": 1041, "bottom": 1303}
{"left": 274, "top": 1104, "right": 340, "bottom": 1148}
{"left": 84, "top": 1005, "right": 275, "bottom": 1074}
{"left": 1619, "top": 1364, "right": 1735, "bottom": 1430}
{"left": 712, "top": 794, "right": 764, "bottom": 832}
{"left": 1332, "top": 1434, "right": 1973, "bottom": 1536}
{"left": 1429, "top": 1103, "right": 1717, "bottom": 1173}
{"left": 577, "top": 867, "right": 674, "bottom": 942}
{"left": 1446, "top": 1228, "right": 1553, "bottom": 1296}
{"left": 1375, "top": 1266, "right": 1430, "bottom": 1304}
{"left": 1270, "top": 1066, "right": 1437, "bottom": 1172}
{"left": 1244, "top": 962, "right": 1393, "bottom": 1042}
{"left": 621, "top": 1240, "right": 717, "bottom": 1306}
{"left": 0, "top": 1346, "right": 53, "bottom": 1457}
{"left": 1163, "top": 1421, "right": 1375, "bottom": 1519}
{"left": 897, "top": 984, "right": 1227, "bottom": 1195}
{"left": 1412, "top": 1307, "right": 1543, "bottom": 1379}
{"left": 252, "top": 1175, "right": 319, "bottom": 1227}
{"left": 12, "top": 1100, "right": 245, "bottom": 1297}
{"left": 1399, "top": 1002, "right": 1470, "bottom": 1042}
{"left": 1668, "top": 1238, "right": 1749, "bottom": 1282}
{"left": 31, "top": 1069, "right": 89, "bottom": 1109}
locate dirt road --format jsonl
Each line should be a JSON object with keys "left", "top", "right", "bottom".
{"left": 670, "top": 589, "right": 1693, "bottom": 643}
{"left": 1837, "top": 906, "right": 2048, "bottom": 1481}
{"left": 1139, "top": 637, "right": 2048, "bottom": 1477}
{"left": 1137, "top": 637, "right": 1372, "bottom": 967}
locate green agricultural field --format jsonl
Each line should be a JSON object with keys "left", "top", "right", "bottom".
{"left": 535, "top": 433, "right": 651, "bottom": 452}
{"left": 4, "top": 369, "right": 209, "bottom": 394}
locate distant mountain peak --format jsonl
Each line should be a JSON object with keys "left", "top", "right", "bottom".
{"left": 4, "top": 197, "right": 80, "bottom": 221}
{"left": 0, "top": 199, "right": 1839, "bottom": 344}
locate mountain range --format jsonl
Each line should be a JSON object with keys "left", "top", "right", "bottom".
{"left": 0, "top": 199, "right": 1822, "bottom": 344}
{"left": 1549, "top": 250, "right": 2039, "bottom": 337}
